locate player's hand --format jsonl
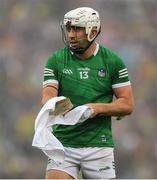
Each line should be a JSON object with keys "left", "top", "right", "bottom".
{"left": 85, "top": 103, "right": 99, "bottom": 118}
{"left": 49, "top": 98, "right": 73, "bottom": 116}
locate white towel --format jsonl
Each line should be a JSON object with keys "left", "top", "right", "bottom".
{"left": 32, "top": 96, "right": 94, "bottom": 163}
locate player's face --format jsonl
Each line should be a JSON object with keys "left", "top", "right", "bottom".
{"left": 66, "top": 25, "right": 89, "bottom": 50}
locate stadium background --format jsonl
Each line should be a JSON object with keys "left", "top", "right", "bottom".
{"left": 0, "top": 0, "right": 157, "bottom": 178}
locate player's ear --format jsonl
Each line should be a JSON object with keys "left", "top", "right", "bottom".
{"left": 89, "top": 27, "right": 97, "bottom": 39}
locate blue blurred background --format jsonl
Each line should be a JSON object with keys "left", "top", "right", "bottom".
{"left": 0, "top": 0, "right": 157, "bottom": 178}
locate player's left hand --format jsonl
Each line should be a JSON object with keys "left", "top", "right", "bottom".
{"left": 85, "top": 103, "right": 99, "bottom": 118}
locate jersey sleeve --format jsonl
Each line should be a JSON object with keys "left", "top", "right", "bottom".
{"left": 110, "top": 53, "right": 131, "bottom": 89}
{"left": 43, "top": 54, "right": 59, "bottom": 88}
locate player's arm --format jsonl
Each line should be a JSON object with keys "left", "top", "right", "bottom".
{"left": 42, "top": 53, "right": 59, "bottom": 105}
{"left": 85, "top": 52, "right": 134, "bottom": 117}
{"left": 85, "top": 85, "right": 134, "bottom": 117}
{"left": 41, "top": 83, "right": 58, "bottom": 105}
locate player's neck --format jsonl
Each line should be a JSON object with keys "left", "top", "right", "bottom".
{"left": 75, "top": 42, "right": 97, "bottom": 60}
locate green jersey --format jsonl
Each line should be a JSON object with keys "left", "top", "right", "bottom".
{"left": 43, "top": 44, "right": 130, "bottom": 147}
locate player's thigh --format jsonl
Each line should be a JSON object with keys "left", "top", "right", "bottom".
{"left": 46, "top": 147, "right": 80, "bottom": 179}
{"left": 81, "top": 147, "right": 116, "bottom": 179}
{"left": 45, "top": 169, "right": 74, "bottom": 179}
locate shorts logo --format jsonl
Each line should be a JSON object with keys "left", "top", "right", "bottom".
{"left": 99, "top": 166, "right": 111, "bottom": 172}
{"left": 47, "top": 158, "right": 62, "bottom": 166}
{"left": 47, "top": 158, "right": 51, "bottom": 164}
{"left": 98, "top": 68, "right": 106, "bottom": 77}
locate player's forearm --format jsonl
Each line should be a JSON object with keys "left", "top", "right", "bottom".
{"left": 100, "top": 98, "right": 133, "bottom": 116}
{"left": 86, "top": 98, "right": 134, "bottom": 117}
{"left": 42, "top": 95, "right": 55, "bottom": 106}
{"left": 41, "top": 86, "right": 58, "bottom": 105}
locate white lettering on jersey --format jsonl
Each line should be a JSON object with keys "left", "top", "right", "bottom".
{"left": 63, "top": 68, "right": 73, "bottom": 74}
{"left": 77, "top": 67, "right": 90, "bottom": 71}
{"left": 78, "top": 67, "right": 90, "bottom": 79}
{"left": 80, "top": 71, "right": 89, "bottom": 79}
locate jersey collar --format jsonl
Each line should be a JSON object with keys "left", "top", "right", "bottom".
{"left": 93, "top": 43, "right": 99, "bottom": 56}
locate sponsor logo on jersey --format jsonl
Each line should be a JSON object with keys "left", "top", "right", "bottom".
{"left": 101, "top": 134, "right": 107, "bottom": 142}
{"left": 77, "top": 67, "right": 90, "bottom": 71}
{"left": 63, "top": 68, "right": 73, "bottom": 74}
{"left": 98, "top": 68, "right": 106, "bottom": 77}
{"left": 118, "top": 68, "right": 128, "bottom": 78}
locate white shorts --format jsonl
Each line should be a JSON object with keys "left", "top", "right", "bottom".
{"left": 46, "top": 147, "right": 116, "bottom": 179}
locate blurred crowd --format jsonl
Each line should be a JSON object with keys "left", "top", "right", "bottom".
{"left": 0, "top": 0, "right": 157, "bottom": 178}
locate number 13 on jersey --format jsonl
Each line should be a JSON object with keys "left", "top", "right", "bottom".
{"left": 79, "top": 71, "right": 89, "bottom": 79}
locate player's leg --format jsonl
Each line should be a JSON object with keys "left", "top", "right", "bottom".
{"left": 81, "top": 147, "right": 116, "bottom": 179}
{"left": 46, "top": 147, "right": 81, "bottom": 179}
{"left": 45, "top": 169, "right": 74, "bottom": 179}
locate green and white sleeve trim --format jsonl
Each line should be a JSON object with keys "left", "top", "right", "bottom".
{"left": 112, "top": 81, "right": 131, "bottom": 89}
{"left": 44, "top": 68, "right": 55, "bottom": 76}
{"left": 43, "top": 79, "right": 58, "bottom": 87}
{"left": 118, "top": 68, "right": 128, "bottom": 79}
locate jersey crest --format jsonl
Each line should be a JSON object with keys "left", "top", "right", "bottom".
{"left": 98, "top": 68, "right": 106, "bottom": 77}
